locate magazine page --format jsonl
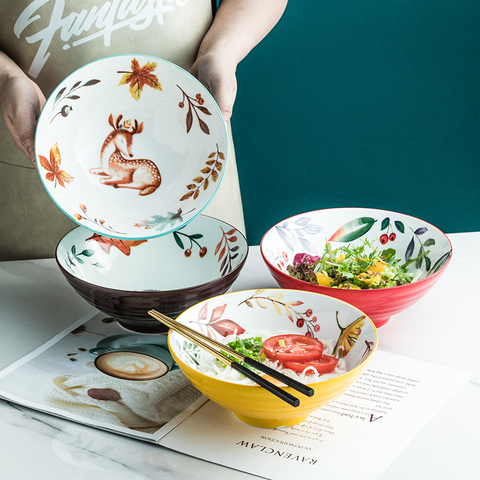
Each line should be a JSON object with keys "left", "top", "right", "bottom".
{"left": 0, "top": 311, "right": 206, "bottom": 442}
{"left": 159, "top": 350, "right": 473, "bottom": 480}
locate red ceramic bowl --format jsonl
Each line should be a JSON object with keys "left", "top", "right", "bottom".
{"left": 260, "top": 208, "right": 452, "bottom": 328}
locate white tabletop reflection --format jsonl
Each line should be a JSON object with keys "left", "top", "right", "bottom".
{"left": 1, "top": 233, "right": 479, "bottom": 480}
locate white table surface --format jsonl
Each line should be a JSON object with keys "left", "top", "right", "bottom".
{"left": 1, "top": 232, "right": 479, "bottom": 479}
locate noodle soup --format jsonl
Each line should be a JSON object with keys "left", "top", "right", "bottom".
{"left": 168, "top": 289, "right": 378, "bottom": 428}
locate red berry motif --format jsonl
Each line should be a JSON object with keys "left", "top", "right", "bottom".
{"left": 306, "top": 309, "right": 313, "bottom": 317}
{"left": 184, "top": 248, "right": 192, "bottom": 257}
{"left": 380, "top": 234, "right": 388, "bottom": 244}
{"left": 314, "top": 324, "right": 320, "bottom": 332}
{"left": 389, "top": 233, "right": 396, "bottom": 241}
{"left": 199, "top": 247, "right": 207, "bottom": 258}
{"left": 296, "top": 319, "right": 304, "bottom": 328}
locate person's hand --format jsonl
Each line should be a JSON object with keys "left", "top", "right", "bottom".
{"left": 0, "top": 71, "right": 45, "bottom": 167}
{"left": 190, "top": 0, "right": 287, "bottom": 124}
{"left": 190, "top": 49, "right": 237, "bottom": 124}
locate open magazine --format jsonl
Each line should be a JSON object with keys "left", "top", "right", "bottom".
{"left": 0, "top": 310, "right": 473, "bottom": 480}
{"left": 0, "top": 311, "right": 207, "bottom": 443}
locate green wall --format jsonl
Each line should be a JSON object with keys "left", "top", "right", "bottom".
{"left": 233, "top": 0, "right": 480, "bottom": 245}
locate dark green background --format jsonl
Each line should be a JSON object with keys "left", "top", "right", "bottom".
{"left": 232, "top": 0, "right": 480, "bottom": 245}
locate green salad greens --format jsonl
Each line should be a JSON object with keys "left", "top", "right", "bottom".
{"left": 287, "top": 240, "right": 426, "bottom": 290}
{"left": 221, "top": 336, "right": 265, "bottom": 371}
{"left": 226, "top": 336, "right": 265, "bottom": 361}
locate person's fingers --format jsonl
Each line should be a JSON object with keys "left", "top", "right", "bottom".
{"left": 18, "top": 114, "right": 36, "bottom": 163}
{"left": 3, "top": 108, "right": 37, "bottom": 167}
{"left": 0, "top": 78, "right": 44, "bottom": 168}
{"left": 191, "top": 58, "right": 237, "bottom": 124}
{"left": 213, "top": 78, "right": 236, "bottom": 124}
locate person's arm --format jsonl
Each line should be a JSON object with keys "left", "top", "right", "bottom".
{"left": 190, "top": 0, "right": 288, "bottom": 123}
{"left": 0, "top": 51, "right": 45, "bottom": 167}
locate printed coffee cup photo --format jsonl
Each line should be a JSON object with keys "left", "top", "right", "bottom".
{"left": 89, "top": 334, "right": 177, "bottom": 381}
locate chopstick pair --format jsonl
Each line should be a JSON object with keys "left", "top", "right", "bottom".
{"left": 148, "top": 309, "right": 315, "bottom": 408}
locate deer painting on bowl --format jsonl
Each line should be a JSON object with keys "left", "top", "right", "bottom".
{"left": 90, "top": 114, "right": 162, "bottom": 196}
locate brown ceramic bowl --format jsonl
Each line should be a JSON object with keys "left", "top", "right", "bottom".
{"left": 56, "top": 215, "right": 248, "bottom": 333}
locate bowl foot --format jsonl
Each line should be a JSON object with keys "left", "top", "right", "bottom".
{"left": 114, "top": 317, "right": 169, "bottom": 334}
{"left": 234, "top": 412, "right": 311, "bottom": 429}
{"left": 372, "top": 316, "right": 391, "bottom": 328}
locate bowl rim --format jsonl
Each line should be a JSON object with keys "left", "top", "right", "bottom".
{"left": 168, "top": 287, "right": 379, "bottom": 388}
{"left": 35, "top": 53, "right": 228, "bottom": 241}
{"left": 260, "top": 206, "right": 453, "bottom": 292}
{"left": 54, "top": 216, "right": 249, "bottom": 294}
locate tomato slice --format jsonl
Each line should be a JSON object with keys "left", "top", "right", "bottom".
{"left": 283, "top": 355, "right": 339, "bottom": 375}
{"left": 262, "top": 334, "right": 324, "bottom": 362}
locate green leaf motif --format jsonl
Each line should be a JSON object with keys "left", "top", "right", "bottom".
{"left": 394, "top": 221, "right": 405, "bottom": 233}
{"left": 381, "top": 217, "right": 390, "bottom": 230}
{"left": 69, "top": 81, "right": 82, "bottom": 91}
{"left": 425, "top": 256, "right": 432, "bottom": 271}
{"left": 84, "top": 79, "right": 101, "bottom": 87}
{"left": 428, "top": 251, "right": 451, "bottom": 276}
{"left": 173, "top": 232, "right": 184, "bottom": 249}
{"left": 328, "top": 217, "right": 377, "bottom": 243}
{"left": 55, "top": 87, "right": 66, "bottom": 103}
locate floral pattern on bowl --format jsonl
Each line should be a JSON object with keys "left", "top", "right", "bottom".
{"left": 261, "top": 208, "right": 452, "bottom": 328}
{"left": 56, "top": 215, "right": 248, "bottom": 333}
{"left": 168, "top": 288, "right": 378, "bottom": 428}
{"left": 174, "top": 289, "right": 374, "bottom": 363}
{"left": 265, "top": 209, "right": 451, "bottom": 281}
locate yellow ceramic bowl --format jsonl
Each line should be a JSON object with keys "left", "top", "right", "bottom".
{"left": 168, "top": 288, "right": 378, "bottom": 428}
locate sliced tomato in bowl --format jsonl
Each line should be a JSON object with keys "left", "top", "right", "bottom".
{"left": 262, "top": 334, "right": 324, "bottom": 362}
{"left": 283, "top": 355, "right": 339, "bottom": 375}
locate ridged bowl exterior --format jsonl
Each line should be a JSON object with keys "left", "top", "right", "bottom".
{"left": 170, "top": 349, "right": 371, "bottom": 428}
{"left": 264, "top": 263, "right": 445, "bottom": 328}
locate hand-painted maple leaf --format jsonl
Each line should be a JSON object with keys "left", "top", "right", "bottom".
{"left": 118, "top": 58, "right": 162, "bottom": 101}
{"left": 86, "top": 233, "right": 147, "bottom": 255}
{"left": 38, "top": 143, "right": 74, "bottom": 188}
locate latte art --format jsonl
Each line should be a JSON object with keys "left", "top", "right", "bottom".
{"left": 95, "top": 351, "right": 168, "bottom": 380}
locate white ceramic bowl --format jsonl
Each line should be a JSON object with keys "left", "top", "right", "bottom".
{"left": 36, "top": 54, "right": 227, "bottom": 240}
